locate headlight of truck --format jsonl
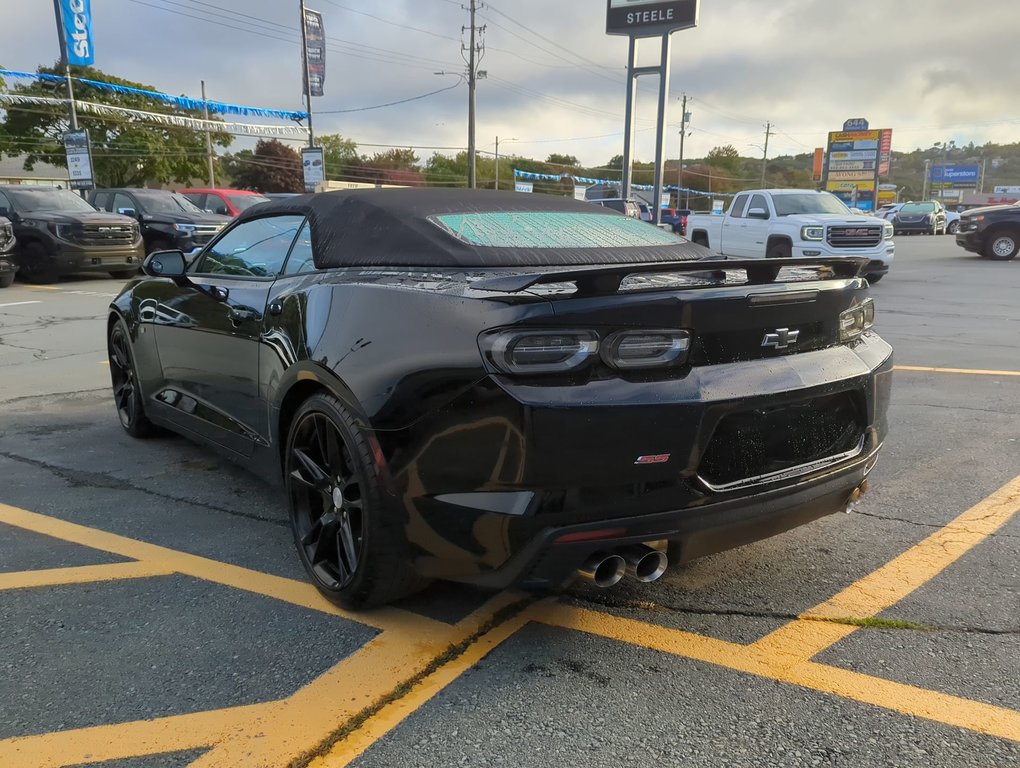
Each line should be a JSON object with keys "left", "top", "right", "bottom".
{"left": 174, "top": 223, "right": 197, "bottom": 234}
{"left": 47, "top": 223, "right": 76, "bottom": 240}
{"left": 801, "top": 225, "right": 825, "bottom": 242}
{"left": 883, "top": 223, "right": 894, "bottom": 240}
{"left": 0, "top": 222, "right": 13, "bottom": 250}
{"left": 839, "top": 299, "right": 876, "bottom": 342}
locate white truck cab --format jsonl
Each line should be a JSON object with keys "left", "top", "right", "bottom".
{"left": 686, "top": 189, "right": 895, "bottom": 282}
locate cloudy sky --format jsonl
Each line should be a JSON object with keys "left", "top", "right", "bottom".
{"left": 2, "top": 0, "right": 1017, "bottom": 169}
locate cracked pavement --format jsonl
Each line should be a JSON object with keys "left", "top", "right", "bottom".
{"left": 1, "top": 238, "right": 1018, "bottom": 767}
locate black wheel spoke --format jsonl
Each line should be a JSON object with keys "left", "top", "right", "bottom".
{"left": 338, "top": 516, "right": 359, "bottom": 574}
{"left": 292, "top": 448, "right": 331, "bottom": 491}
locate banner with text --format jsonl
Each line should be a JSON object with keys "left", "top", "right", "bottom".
{"left": 303, "top": 8, "right": 326, "bottom": 97}
{"left": 61, "top": 0, "right": 95, "bottom": 66}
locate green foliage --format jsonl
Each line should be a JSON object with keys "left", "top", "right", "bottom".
{"left": 546, "top": 153, "right": 579, "bottom": 167}
{"left": 0, "top": 63, "right": 232, "bottom": 187}
{"left": 228, "top": 139, "right": 303, "bottom": 193}
{"left": 318, "top": 133, "right": 359, "bottom": 173}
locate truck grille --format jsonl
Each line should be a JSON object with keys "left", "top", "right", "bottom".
{"left": 77, "top": 224, "right": 137, "bottom": 246}
{"left": 697, "top": 392, "right": 866, "bottom": 490}
{"left": 826, "top": 226, "right": 883, "bottom": 249}
{"left": 192, "top": 225, "right": 223, "bottom": 244}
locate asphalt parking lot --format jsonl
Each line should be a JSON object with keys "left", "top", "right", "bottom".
{"left": 0, "top": 235, "right": 1017, "bottom": 768}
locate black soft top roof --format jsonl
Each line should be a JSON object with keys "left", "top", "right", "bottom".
{"left": 241, "top": 188, "right": 704, "bottom": 268}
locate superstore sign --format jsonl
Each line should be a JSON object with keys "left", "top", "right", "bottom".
{"left": 606, "top": 0, "right": 699, "bottom": 36}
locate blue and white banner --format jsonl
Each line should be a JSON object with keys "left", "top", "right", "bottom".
{"left": 61, "top": 0, "right": 95, "bottom": 66}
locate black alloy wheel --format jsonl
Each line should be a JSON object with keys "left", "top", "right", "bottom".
{"left": 18, "top": 242, "right": 60, "bottom": 284}
{"left": 107, "top": 319, "right": 156, "bottom": 437}
{"left": 285, "top": 393, "right": 421, "bottom": 609}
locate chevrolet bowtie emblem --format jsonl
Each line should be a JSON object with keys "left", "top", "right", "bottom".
{"left": 762, "top": 328, "right": 801, "bottom": 350}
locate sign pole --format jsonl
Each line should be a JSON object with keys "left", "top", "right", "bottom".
{"left": 299, "top": 0, "right": 315, "bottom": 148}
{"left": 650, "top": 33, "right": 672, "bottom": 225}
{"left": 620, "top": 36, "right": 639, "bottom": 200}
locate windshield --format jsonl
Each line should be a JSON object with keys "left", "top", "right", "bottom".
{"left": 228, "top": 194, "right": 271, "bottom": 211}
{"left": 134, "top": 192, "right": 204, "bottom": 214}
{"left": 901, "top": 203, "right": 935, "bottom": 214}
{"left": 772, "top": 193, "right": 851, "bottom": 216}
{"left": 6, "top": 188, "right": 97, "bottom": 214}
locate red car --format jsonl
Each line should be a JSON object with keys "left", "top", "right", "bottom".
{"left": 178, "top": 189, "right": 271, "bottom": 218}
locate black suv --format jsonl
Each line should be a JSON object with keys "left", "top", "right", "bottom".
{"left": 0, "top": 186, "right": 144, "bottom": 283}
{"left": 0, "top": 216, "right": 15, "bottom": 288}
{"left": 90, "top": 189, "right": 229, "bottom": 255}
{"left": 955, "top": 201, "right": 1020, "bottom": 261}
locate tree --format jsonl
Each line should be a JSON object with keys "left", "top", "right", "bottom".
{"left": 318, "top": 133, "right": 358, "bottom": 177}
{"left": 546, "top": 153, "right": 579, "bottom": 167}
{"left": 0, "top": 64, "right": 232, "bottom": 186}
{"left": 228, "top": 139, "right": 303, "bottom": 193}
{"left": 705, "top": 145, "right": 742, "bottom": 176}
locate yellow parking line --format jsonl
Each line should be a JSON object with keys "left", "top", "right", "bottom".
{"left": 752, "top": 473, "right": 1020, "bottom": 665}
{"left": 895, "top": 365, "right": 1020, "bottom": 377}
{"left": 0, "top": 503, "right": 429, "bottom": 633}
{"left": 537, "top": 605, "right": 1020, "bottom": 745}
{"left": 0, "top": 561, "right": 173, "bottom": 591}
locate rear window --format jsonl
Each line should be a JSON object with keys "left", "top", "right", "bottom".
{"left": 430, "top": 212, "right": 680, "bottom": 249}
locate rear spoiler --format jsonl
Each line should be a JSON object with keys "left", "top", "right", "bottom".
{"left": 471, "top": 257, "right": 870, "bottom": 296}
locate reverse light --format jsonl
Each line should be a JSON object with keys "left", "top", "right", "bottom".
{"left": 801, "top": 225, "right": 825, "bottom": 242}
{"left": 601, "top": 330, "right": 690, "bottom": 370}
{"left": 485, "top": 330, "right": 598, "bottom": 374}
{"left": 839, "top": 298, "right": 876, "bottom": 342}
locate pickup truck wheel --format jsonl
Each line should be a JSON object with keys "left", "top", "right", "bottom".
{"left": 985, "top": 230, "right": 1019, "bottom": 261}
{"left": 766, "top": 242, "right": 792, "bottom": 259}
{"left": 146, "top": 239, "right": 172, "bottom": 255}
{"left": 18, "top": 242, "right": 60, "bottom": 284}
{"left": 0, "top": 273, "right": 14, "bottom": 289}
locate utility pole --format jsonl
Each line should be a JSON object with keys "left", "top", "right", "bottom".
{"left": 922, "top": 159, "right": 931, "bottom": 201}
{"left": 299, "top": 0, "right": 315, "bottom": 147}
{"left": 201, "top": 81, "right": 215, "bottom": 187}
{"left": 760, "top": 121, "right": 771, "bottom": 188}
{"left": 676, "top": 94, "right": 689, "bottom": 208}
{"left": 464, "top": 1, "right": 485, "bottom": 189}
{"left": 494, "top": 135, "right": 514, "bottom": 191}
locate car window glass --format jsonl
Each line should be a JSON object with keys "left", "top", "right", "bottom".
{"left": 113, "top": 193, "right": 135, "bottom": 214}
{"left": 282, "top": 221, "right": 317, "bottom": 275}
{"left": 729, "top": 195, "right": 749, "bottom": 218}
{"left": 93, "top": 192, "right": 110, "bottom": 211}
{"left": 196, "top": 215, "right": 304, "bottom": 278}
{"left": 749, "top": 194, "right": 769, "bottom": 216}
{"left": 0, "top": 190, "right": 12, "bottom": 214}
{"left": 182, "top": 193, "right": 205, "bottom": 210}
{"left": 208, "top": 195, "right": 231, "bottom": 216}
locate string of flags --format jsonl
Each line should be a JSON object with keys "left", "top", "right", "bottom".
{"left": 0, "top": 94, "right": 310, "bottom": 137}
{"left": 0, "top": 69, "right": 307, "bottom": 121}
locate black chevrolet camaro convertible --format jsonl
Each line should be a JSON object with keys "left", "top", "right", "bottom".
{"left": 107, "top": 189, "right": 892, "bottom": 608}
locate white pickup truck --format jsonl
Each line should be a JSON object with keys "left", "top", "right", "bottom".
{"left": 686, "top": 189, "right": 895, "bottom": 282}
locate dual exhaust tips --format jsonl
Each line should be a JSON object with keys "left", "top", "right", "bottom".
{"left": 578, "top": 544, "right": 668, "bottom": 588}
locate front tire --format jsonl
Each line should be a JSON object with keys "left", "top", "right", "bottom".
{"left": 866, "top": 273, "right": 884, "bottom": 284}
{"left": 766, "top": 242, "right": 792, "bottom": 259}
{"left": 985, "top": 230, "right": 1019, "bottom": 261}
{"left": 0, "top": 273, "right": 14, "bottom": 289}
{"left": 285, "top": 393, "right": 423, "bottom": 609}
{"left": 18, "top": 242, "right": 60, "bottom": 284}
{"left": 108, "top": 318, "right": 157, "bottom": 438}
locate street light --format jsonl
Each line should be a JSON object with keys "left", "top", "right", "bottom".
{"left": 494, "top": 136, "right": 517, "bottom": 191}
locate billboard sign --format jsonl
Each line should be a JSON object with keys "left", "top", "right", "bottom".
{"left": 828, "top": 160, "right": 876, "bottom": 172}
{"left": 994, "top": 186, "right": 1020, "bottom": 194}
{"left": 878, "top": 129, "right": 893, "bottom": 176}
{"left": 929, "top": 165, "right": 980, "bottom": 187}
{"left": 843, "top": 118, "right": 869, "bottom": 132}
{"left": 812, "top": 148, "right": 824, "bottom": 182}
{"left": 60, "top": 0, "right": 95, "bottom": 66}
{"left": 302, "top": 147, "right": 324, "bottom": 192}
{"left": 63, "top": 130, "right": 95, "bottom": 190}
{"left": 828, "top": 170, "right": 877, "bottom": 181}
{"left": 823, "top": 122, "right": 889, "bottom": 212}
{"left": 515, "top": 181, "right": 534, "bottom": 194}
{"left": 303, "top": 8, "right": 325, "bottom": 97}
{"left": 606, "top": 0, "right": 699, "bottom": 37}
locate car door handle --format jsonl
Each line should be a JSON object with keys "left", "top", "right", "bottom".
{"left": 229, "top": 307, "right": 262, "bottom": 325}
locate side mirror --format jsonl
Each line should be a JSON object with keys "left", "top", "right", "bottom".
{"left": 143, "top": 249, "right": 187, "bottom": 278}
{"left": 117, "top": 207, "right": 137, "bottom": 217}
{"left": 747, "top": 207, "right": 770, "bottom": 220}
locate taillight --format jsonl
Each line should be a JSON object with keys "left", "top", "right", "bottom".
{"left": 601, "top": 330, "right": 690, "bottom": 370}
{"left": 483, "top": 330, "right": 598, "bottom": 374}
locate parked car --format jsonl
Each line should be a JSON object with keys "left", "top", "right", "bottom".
{"left": 0, "top": 216, "right": 16, "bottom": 288}
{"left": 636, "top": 203, "right": 653, "bottom": 222}
{"left": 686, "top": 189, "right": 894, "bottom": 282}
{"left": 891, "top": 201, "right": 948, "bottom": 235}
{"left": 943, "top": 209, "right": 961, "bottom": 234}
{"left": 661, "top": 208, "right": 691, "bottom": 236}
{"left": 178, "top": 188, "right": 271, "bottom": 217}
{"left": 108, "top": 189, "right": 892, "bottom": 608}
{"left": 593, "top": 198, "right": 641, "bottom": 218}
{"left": 955, "top": 200, "right": 1020, "bottom": 260}
{"left": 875, "top": 204, "right": 903, "bottom": 221}
{"left": 0, "top": 186, "right": 143, "bottom": 283}
{"left": 90, "top": 189, "right": 229, "bottom": 256}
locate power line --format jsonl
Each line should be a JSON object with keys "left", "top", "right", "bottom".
{"left": 317, "top": 81, "right": 463, "bottom": 114}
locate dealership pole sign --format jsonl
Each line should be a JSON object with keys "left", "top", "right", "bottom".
{"left": 63, "top": 130, "right": 95, "bottom": 190}
{"left": 303, "top": 8, "right": 326, "bottom": 97}
{"left": 822, "top": 119, "right": 892, "bottom": 212}
{"left": 606, "top": 0, "right": 699, "bottom": 36}
{"left": 60, "top": 0, "right": 95, "bottom": 66}
{"left": 302, "top": 147, "right": 325, "bottom": 192}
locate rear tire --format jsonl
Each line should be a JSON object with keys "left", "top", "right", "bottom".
{"left": 108, "top": 318, "right": 157, "bottom": 438}
{"left": 0, "top": 273, "right": 14, "bottom": 289}
{"left": 286, "top": 393, "right": 425, "bottom": 609}
{"left": 18, "top": 242, "right": 60, "bottom": 284}
{"left": 985, "top": 230, "right": 1019, "bottom": 261}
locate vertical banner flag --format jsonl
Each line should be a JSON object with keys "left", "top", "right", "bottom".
{"left": 303, "top": 9, "right": 326, "bottom": 97}
{"left": 878, "top": 129, "right": 893, "bottom": 176}
{"left": 302, "top": 147, "right": 325, "bottom": 192}
{"left": 63, "top": 130, "right": 95, "bottom": 190}
{"left": 812, "top": 148, "right": 824, "bottom": 182}
{"left": 61, "top": 0, "right": 95, "bottom": 66}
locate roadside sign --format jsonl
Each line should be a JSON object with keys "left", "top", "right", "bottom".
{"left": 515, "top": 181, "right": 534, "bottom": 194}
{"left": 930, "top": 165, "right": 979, "bottom": 188}
{"left": 573, "top": 185, "right": 587, "bottom": 201}
{"left": 63, "top": 130, "right": 95, "bottom": 190}
{"left": 606, "top": 0, "right": 699, "bottom": 37}
{"left": 301, "top": 147, "right": 324, "bottom": 192}
{"left": 711, "top": 199, "right": 725, "bottom": 215}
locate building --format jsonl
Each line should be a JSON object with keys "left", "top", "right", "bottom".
{"left": 0, "top": 156, "right": 69, "bottom": 187}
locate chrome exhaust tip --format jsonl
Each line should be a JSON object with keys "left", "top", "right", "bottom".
{"left": 621, "top": 545, "right": 668, "bottom": 583}
{"left": 577, "top": 553, "right": 626, "bottom": 588}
